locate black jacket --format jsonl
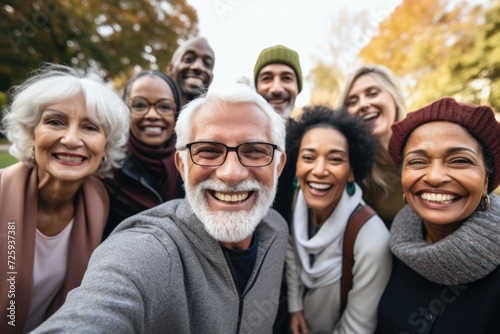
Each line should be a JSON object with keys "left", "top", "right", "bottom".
{"left": 102, "top": 154, "right": 183, "bottom": 239}
{"left": 376, "top": 255, "right": 500, "bottom": 334}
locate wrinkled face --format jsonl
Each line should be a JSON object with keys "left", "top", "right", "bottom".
{"left": 346, "top": 74, "right": 397, "bottom": 140}
{"left": 33, "top": 93, "right": 106, "bottom": 183}
{"left": 296, "top": 127, "right": 353, "bottom": 223}
{"left": 127, "top": 76, "right": 177, "bottom": 148}
{"left": 175, "top": 102, "right": 285, "bottom": 243}
{"left": 168, "top": 39, "right": 214, "bottom": 102}
{"left": 401, "top": 122, "right": 488, "bottom": 226}
{"left": 256, "top": 64, "right": 298, "bottom": 118}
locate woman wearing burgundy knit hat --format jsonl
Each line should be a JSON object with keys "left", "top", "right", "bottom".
{"left": 376, "top": 97, "right": 500, "bottom": 334}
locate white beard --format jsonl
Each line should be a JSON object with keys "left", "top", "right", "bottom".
{"left": 184, "top": 166, "right": 278, "bottom": 243}
{"left": 281, "top": 102, "right": 294, "bottom": 119}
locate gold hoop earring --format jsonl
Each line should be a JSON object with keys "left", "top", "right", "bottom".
{"left": 480, "top": 195, "right": 490, "bottom": 211}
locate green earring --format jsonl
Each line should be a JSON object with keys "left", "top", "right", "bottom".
{"left": 293, "top": 176, "right": 299, "bottom": 189}
{"left": 346, "top": 181, "right": 355, "bottom": 196}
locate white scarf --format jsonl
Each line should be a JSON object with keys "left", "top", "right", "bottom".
{"left": 293, "top": 183, "right": 363, "bottom": 289}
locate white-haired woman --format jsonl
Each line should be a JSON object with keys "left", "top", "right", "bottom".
{"left": 0, "top": 64, "right": 129, "bottom": 333}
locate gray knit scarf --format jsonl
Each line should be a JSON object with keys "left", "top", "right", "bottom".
{"left": 390, "top": 194, "right": 500, "bottom": 285}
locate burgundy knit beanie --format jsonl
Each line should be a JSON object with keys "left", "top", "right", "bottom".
{"left": 389, "top": 97, "right": 500, "bottom": 193}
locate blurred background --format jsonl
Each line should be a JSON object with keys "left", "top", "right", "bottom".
{"left": 0, "top": 0, "right": 498, "bottom": 171}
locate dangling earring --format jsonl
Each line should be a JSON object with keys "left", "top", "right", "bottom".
{"left": 346, "top": 181, "right": 355, "bottom": 196}
{"left": 403, "top": 194, "right": 407, "bottom": 204}
{"left": 293, "top": 176, "right": 299, "bottom": 189}
{"left": 480, "top": 195, "right": 490, "bottom": 211}
{"left": 31, "top": 147, "right": 36, "bottom": 161}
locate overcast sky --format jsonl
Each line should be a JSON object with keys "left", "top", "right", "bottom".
{"left": 184, "top": 0, "right": 403, "bottom": 106}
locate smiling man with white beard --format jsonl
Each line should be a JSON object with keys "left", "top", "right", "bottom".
{"left": 32, "top": 84, "right": 288, "bottom": 334}
{"left": 184, "top": 178, "right": 277, "bottom": 244}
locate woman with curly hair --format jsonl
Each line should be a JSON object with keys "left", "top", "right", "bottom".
{"left": 286, "top": 106, "right": 391, "bottom": 334}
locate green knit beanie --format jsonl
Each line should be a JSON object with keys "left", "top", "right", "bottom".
{"left": 253, "top": 45, "right": 302, "bottom": 92}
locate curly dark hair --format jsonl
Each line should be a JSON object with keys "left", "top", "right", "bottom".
{"left": 287, "top": 105, "right": 379, "bottom": 182}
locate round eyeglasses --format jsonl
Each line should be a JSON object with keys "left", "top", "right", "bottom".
{"left": 128, "top": 98, "right": 176, "bottom": 116}
{"left": 179, "top": 141, "right": 279, "bottom": 167}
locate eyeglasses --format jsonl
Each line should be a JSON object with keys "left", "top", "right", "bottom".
{"left": 179, "top": 141, "right": 279, "bottom": 167}
{"left": 128, "top": 98, "right": 176, "bottom": 115}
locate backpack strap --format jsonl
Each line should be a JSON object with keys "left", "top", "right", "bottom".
{"left": 340, "top": 205, "right": 376, "bottom": 314}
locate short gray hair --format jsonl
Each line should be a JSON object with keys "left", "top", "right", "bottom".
{"left": 175, "top": 84, "right": 286, "bottom": 154}
{"left": 1, "top": 64, "right": 130, "bottom": 178}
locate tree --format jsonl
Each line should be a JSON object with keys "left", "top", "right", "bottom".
{"left": 451, "top": 0, "right": 500, "bottom": 110}
{"left": 307, "top": 8, "right": 380, "bottom": 107}
{"left": 308, "top": 59, "right": 342, "bottom": 108}
{"left": 0, "top": 0, "right": 198, "bottom": 91}
{"left": 358, "top": 0, "right": 485, "bottom": 109}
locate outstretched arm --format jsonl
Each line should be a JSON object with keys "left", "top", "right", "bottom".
{"left": 32, "top": 230, "right": 173, "bottom": 334}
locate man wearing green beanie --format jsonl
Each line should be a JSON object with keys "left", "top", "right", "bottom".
{"left": 254, "top": 45, "right": 302, "bottom": 334}
{"left": 254, "top": 45, "right": 302, "bottom": 118}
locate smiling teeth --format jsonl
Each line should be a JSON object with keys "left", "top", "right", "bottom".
{"left": 185, "top": 77, "right": 203, "bottom": 85}
{"left": 56, "top": 155, "right": 84, "bottom": 163}
{"left": 214, "top": 192, "right": 249, "bottom": 202}
{"left": 309, "top": 182, "right": 332, "bottom": 190}
{"left": 144, "top": 127, "right": 162, "bottom": 133}
{"left": 362, "top": 113, "right": 378, "bottom": 121}
{"left": 420, "top": 193, "right": 457, "bottom": 204}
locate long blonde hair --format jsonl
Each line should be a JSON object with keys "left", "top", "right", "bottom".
{"left": 338, "top": 65, "right": 407, "bottom": 196}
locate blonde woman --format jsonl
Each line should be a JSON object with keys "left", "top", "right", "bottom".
{"left": 338, "top": 65, "right": 407, "bottom": 227}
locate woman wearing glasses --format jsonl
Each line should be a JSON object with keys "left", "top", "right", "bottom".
{"left": 102, "top": 70, "right": 183, "bottom": 239}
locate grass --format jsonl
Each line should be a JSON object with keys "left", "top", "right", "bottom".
{"left": 0, "top": 152, "right": 17, "bottom": 168}
{"left": 0, "top": 138, "right": 16, "bottom": 168}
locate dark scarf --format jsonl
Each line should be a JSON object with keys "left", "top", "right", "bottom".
{"left": 390, "top": 194, "right": 500, "bottom": 285}
{"left": 127, "top": 133, "right": 179, "bottom": 203}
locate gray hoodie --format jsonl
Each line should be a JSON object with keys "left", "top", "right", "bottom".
{"left": 31, "top": 199, "right": 288, "bottom": 334}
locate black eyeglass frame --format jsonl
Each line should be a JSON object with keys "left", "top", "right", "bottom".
{"left": 127, "top": 98, "right": 176, "bottom": 116}
{"left": 178, "top": 141, "right": 280, "bottom": 167}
